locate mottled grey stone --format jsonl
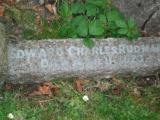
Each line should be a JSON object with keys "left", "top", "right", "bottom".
{"left": 7, "top": 37, "right": 160, "bottom": 83}
{"left": 113, "top": 0, "right": 160, "bottom": 35}
{"left": 145, "top": 8, "right": 160, "bottom": 34}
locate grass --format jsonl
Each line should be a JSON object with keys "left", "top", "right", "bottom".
{"left": 0, "top": 78, "right": 160, "bottom": 120}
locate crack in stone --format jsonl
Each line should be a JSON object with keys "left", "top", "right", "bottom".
{"left": 141, "top": 4, "right": 160, "bottom": 30}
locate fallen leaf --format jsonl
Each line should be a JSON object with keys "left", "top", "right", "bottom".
{"left": 0, "top": 0, "right": 3, "bottom": 6}
{"left": 35, "top": 15, "right": 41, "bottom": 25}
{"left": 28, "top": 82, "right": 60, "bottom": 97}
{"left": 45, "top": 4, "right": 53, "bottom": 13}
{"left": 28, "top": 86, "right": 52, "bottom": 97}
{"left": 75, "top": 79, "right": 83, "bottom": 92}
{"left": 4, "top": 83, "right": 12, "bottom": 91}
{"left": 112, "top": 85, "right": 122, "bottom": 95}
{"left": 45, "top": 4, "right": 57, "bottom": 15}
{"left": 98, "top": 82, "right": 111, "bottom": 92}
{"left": 112, "top": 75, "right": 122, "bottom": 85}
{"left": 50, "top": 85, "right": 60, "bottom": 95}
{"left": 52, "top": 4, "right": 57, "bottom": 15}
{"left": 39, "top": 85, "right": 51, "bottom": 94}
{"left": 0, "top": 5, "right": 4, "bottom": 16}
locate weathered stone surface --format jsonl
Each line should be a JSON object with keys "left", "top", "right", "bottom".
{"left": 7, "top": 37, "right": 160, "bottom": 83}
{"left": 145, "top": 8, "right": 160, "bottom": 34}
{"left": 113, "top": 0, "right": 160, "bottom": 35}
{"left": 0, "top": 23, "right": 8, "bottom": 81}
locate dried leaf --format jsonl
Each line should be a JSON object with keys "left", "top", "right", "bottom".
{"left": 112, "top": 85, "right": 121, "bottom": 95}
{"left": 4, "top": 83, "right": 12, "bottom": 91}
{"left": 75, "top": 79, "right": 83, "bottom": 92}
{"left": 39, "top": 85, "right": 51, "bottom": 94}
{"left": 98, "top": 82, "right": 111, "bottom": 92}
{"left": 28, "top": 82, "right": 60, "bottom": 97}
{"left": 35, "top": 15, "right": 41, "bottom": 25}
{"left": 28, "top": 86, "right": 52, "bottom": 97}
{"left": 45, "top": 4, "right": 54, "bottom": 13}
{"left": 50, "top": 85, "right": 60, "bottom": 95}
{"left": 45, "top": 4, "right": 57, "bottom": 15}
{"left": 0, "top": 5, "right": 4, "bottom": 16}
{"left": 112, "top": 75, "right": 122, "bottom": 85}
{"left": 52, "top": 4, "right": 57, "bottom": 15}
{"left": 0, "top": 0, "right": 3, "bottom": 6}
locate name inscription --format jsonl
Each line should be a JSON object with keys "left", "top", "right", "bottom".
{"left": 8, "top": 42, "right": 160, "bottom": 73}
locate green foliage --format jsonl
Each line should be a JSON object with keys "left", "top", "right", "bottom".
{"left": 115, "top": 17, "right": 140, "bottom": 39}
{"left": 87, "top": 0, "right": 108, "bottom": 8}
{"left": 86, "top": 3, "right": 97, "bottom": 16}
{"left": 106, "top": 8, "right": 140, "bottom": 39}
{"left": 71, "top": 2, "right": 85, "bottom": 14}
{"left": 77, "top": 18, "right": 88, "bottom": 37}
{"left": 89, "top": 20, "right": 105, "bottom": 36}
{"left": 83, "top": 38, "right": 94, "bottom": 48}
{"left": 59, "top": 1, "right": 72, "bottom": 19}
{"left": 10, "top": 0, "right": 140, "bottom": 47}
{"left": 57, "top": 0, "right": 140, "bottom": 47}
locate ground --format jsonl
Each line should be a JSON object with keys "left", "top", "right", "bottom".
{"left": 0, "top": 76, "right": 160, "bottom": 120}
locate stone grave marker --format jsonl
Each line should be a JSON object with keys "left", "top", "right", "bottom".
{"left": 5, "top": 37, "right": 160, "bottom": 83}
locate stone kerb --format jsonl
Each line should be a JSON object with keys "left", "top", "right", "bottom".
{"left": 7, "top": 37, "right": 160, "bottom": 83}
